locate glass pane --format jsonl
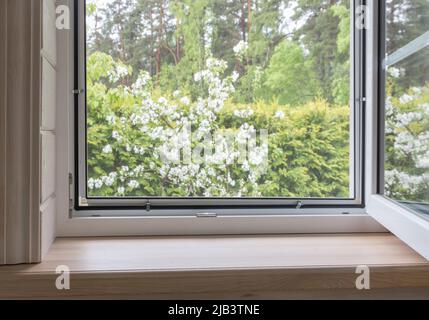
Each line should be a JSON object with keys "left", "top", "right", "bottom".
{"left": 384, "top": 46, "right": 429, "bottom": 217}
{"left": 385, "top": 0, "right": 429, "bottom": 55}
{"left": 85, "top": 0, "right": 352, "bottom": 198}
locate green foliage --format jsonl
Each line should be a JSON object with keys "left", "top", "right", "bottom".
{"left": 86, "top": 52, "right": 350, "bottom": 198}
{"left": 82, "top": 0, "right": 429, "bottom": 204}
{"left": 84, "top": 0, "right": 355, "bottom": 199}
{"left": 331, "top": 4, "right": 350, "bottom": 105}
{"left": 293, "top": 0, "right": 350, "bottom": 104}
{"left": 223, "top": 99, "right": 350, "bottom": 197}
{"left": 258, "top": 40, "right": 320, "bottom": 105}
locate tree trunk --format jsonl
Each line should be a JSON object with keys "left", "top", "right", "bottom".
{"left": 248, "top": 0, "right": 252, "bottom": 35}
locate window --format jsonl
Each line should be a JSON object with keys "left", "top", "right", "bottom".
{"left": 74, "top": 0, "right": 364, "bottom": 211}
{"left": 59, "top": 0, "right": 429, "bottom": 258}
{"left": 381, "top": 0, "right": 429, "bottom": 221}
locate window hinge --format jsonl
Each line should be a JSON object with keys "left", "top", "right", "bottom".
{"left": 196, "top": 212, "right": 218, "bottom": 218}
{"left": 72, "top": 89, "right": 85, "bottom": 95}
{"left": 79, "top": 196, "right": 89, "bottom": 207}
{"left": 296, "top": 200, "right": 303, "bottom": 209}
{"left": 146, "top": 200, "right": 151, "bottom": 212}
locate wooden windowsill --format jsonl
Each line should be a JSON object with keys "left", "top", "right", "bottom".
{"left": 1, "top": 233, "right": 429, "bottom": 299}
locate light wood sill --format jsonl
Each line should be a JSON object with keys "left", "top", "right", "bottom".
{"left": 1, "top": 233, "right": 429, "bottom": 299}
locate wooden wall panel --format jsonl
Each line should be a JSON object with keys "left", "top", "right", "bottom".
{"left": 42, "top": 0, "right": 57, "bottom": 66}
{"left": 5, "top": 0, "right": 32, "bottom": 264}
{"left": 30, "top": 0, "right": 43, "bottom": 263}
{"left": 40, "top": 0, "right": 57, "bottom": 259}
{"left": 40, "top": 199, "right": 56, "bottom": 258}
{"left": 41, "top": 59, "right": 56, "bottom": 131}
{"left": 0, "top": 0, "right": 42, "bottom": 264}
{"left": 41, "top": 133, "right": 56, "bottom": 203}
{"left": 0, "top": 0, "right": 7, "bottom": 265}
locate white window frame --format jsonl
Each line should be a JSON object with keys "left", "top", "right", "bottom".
{"left": 56, "top": 0, "right": 380, "bottom": 235}
{"left": 365, "top": 0, "right": 429, "bottom": 260}
{"left": 54, "top": 0, "right": 429, "bottom": 262}
{"left": 74, "top": 0, "right": 364, "bottom": 212}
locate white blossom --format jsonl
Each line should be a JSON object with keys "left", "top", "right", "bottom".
{"left": 106, "top": 115, "right": 116, "bottom": 124}
{"left": 91, "top": 54, "right": 272, "bottom": 197}
{"left": 234, "top": 108, "right": 254, "bottom": 119}
{"left": 233, "top": 40, "right": 248, "bottom": 57}
{"left": 180, "top": 96, "right": 190, "bottom": 105}
{"left": 158, "top": 97, "right": 168, "bottom": 104}
{"left": 274, "top": 110, "right": 285, "bottom": 119}
{"left": 128, "top": 180, "right": 140, "bottom": 190}
{"left": 102, "top": 145, "right": 113, "bottom": 154}
{"left": 399, "top": 93, "right": 413, "bottom": 104}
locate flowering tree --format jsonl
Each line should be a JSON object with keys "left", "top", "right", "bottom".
{"left": 384, "top": 71, "right": 429, "bottom": 202}
{"left": 87, "top": 51, "right": 271, "bottom": 197}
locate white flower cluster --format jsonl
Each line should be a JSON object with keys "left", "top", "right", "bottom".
{"left": 274, "top": 110, "right": 285, "bottom": 119}
{"left": 385, "top": 169, "right": 429, "bottom": 196}
{"left": 90, "top": 55, "right": 269, "bottom": 197}
{"left": 233, "top": 40, "right": 248, "bottom": 59}
{"left": 102, "top": 145, "right": 113, "bottom": 154}
{"left": 233, "top": 108, "right": 254, "bottom": 118}
{"left": 387, "top": 66, "right": 405, "bottom": 79}
{"left": 88, "top": 172, "right": 118, "bottom": 190}
{"left": 385, "top": 85, "right": 429, "bottom": 199}
{"left": 107, "top": 63, "right": 130, "bottom": 83}
{"left": 132, "top": 71, "right": 151, "bottom": 92}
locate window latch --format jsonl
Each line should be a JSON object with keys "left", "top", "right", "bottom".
{"left": 146, "top": 200, "right": 151, "bottom": 212}
{"left": 296, "top": 200, "right": 303, "bottom": 209}
{"left": 68, "top": 173, "right": 73, "bottom": 213}
{"left": 196, "top": 212, "right": 218, "bottom": 218}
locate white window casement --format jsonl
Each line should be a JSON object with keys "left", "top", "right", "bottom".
{"left": 56, "top": 0, "right": 429, "bottom": 260}
{"left": 367, "top": 0, "right": 429, "bottom": 259}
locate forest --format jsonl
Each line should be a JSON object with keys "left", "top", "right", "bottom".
{"left": 85, "top": 0, "right": 429, "bottom": 202}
